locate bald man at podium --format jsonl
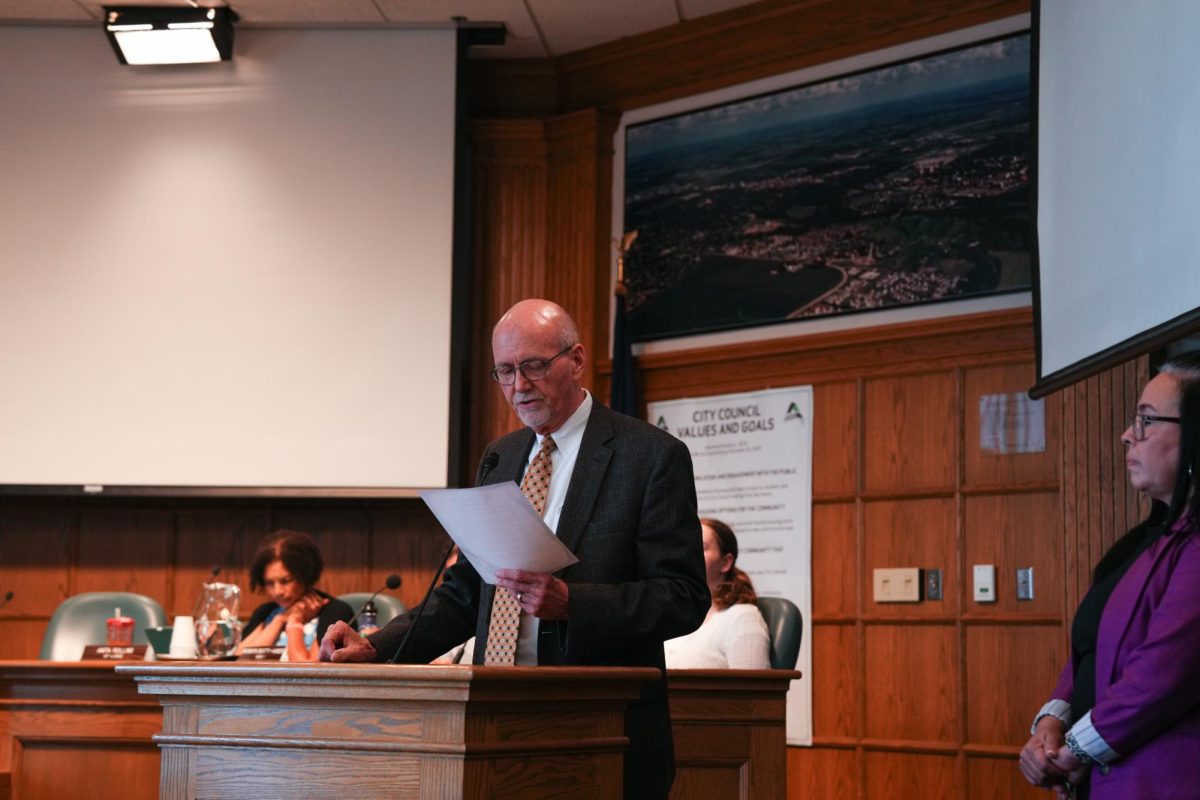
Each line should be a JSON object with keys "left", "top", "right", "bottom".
{"left": 323, "top": 299, "right": 708, "bottom": 798}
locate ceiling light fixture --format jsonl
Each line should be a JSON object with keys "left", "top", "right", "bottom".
{"left": 104, "top": 5, "right": 238, "bottom": 66}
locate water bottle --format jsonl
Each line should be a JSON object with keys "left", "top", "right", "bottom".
{"left": 358, "top": 600, "right": 379, "bottom": 635}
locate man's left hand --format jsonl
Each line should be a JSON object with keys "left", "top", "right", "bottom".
{"left": 495, "top": 569, "right": 569, "bottom": 620}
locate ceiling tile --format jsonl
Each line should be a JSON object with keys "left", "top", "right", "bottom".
{"left": 528, "top": 0, "right": 678, "bottom": 56}
{"left": 374, "top": 0, "right": 543, "bottom": 56}
{"left": 57, "top": 0, "right": 388, "bottom": 25}
{"left": 0, "top": 0, "right": 767, "bottom": 57}
{"left": 223, "top": 1, "right": 386, "bottom": 24}
{"left": 0, "top": 0, "right": 95, "bottom": 22}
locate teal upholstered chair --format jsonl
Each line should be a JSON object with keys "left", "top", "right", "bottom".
{"left": 337, "top": 593, "right": 407, "bottom": 628}
{"left": 756, "top": 596, "right": 803, "bottom": 670}
{"left": 39, "top": 591, "right": 167, "bottom": 661}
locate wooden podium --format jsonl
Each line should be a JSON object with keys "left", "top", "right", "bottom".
{"left": 117, "top": 662, "right": 658, "bottom": 799}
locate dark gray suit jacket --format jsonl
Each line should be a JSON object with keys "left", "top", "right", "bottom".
{"left": 368, "top": 401, "right": 708, "bottom": 796}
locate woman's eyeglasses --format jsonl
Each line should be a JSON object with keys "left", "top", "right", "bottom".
{"left": 1129, "top": 413, "right": 1181, "bottom": 441}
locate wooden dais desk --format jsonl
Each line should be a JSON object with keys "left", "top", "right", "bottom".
{"left": 1, "top": 662, "right": 799, "bottom": 800}
{"left": 667, "top": 669, "right": 801, "bottom": 800}
{"left": 0, "top": 661, "right": 162, "bottom": 800}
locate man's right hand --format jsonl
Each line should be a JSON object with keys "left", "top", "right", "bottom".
{"left": 319, "top": 620, "right": 378, "bottom": 663}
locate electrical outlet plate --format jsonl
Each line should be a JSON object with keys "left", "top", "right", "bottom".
{"left": 873, "top": 568, "right": 921, "bottom": 602}
{"left": 925, "top": 568, "right": 943, "bottom": 601}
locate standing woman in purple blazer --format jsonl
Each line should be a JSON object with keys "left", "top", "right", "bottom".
{"left": 1020, "top": 350, "right": 1200, "bottom": 799}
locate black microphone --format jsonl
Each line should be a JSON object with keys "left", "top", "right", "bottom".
{"left": 386, "top": 451, "right": 498, "bottom": 664}
{"left": 193, "top": 565, "right": 226, "bottom": 618}
{"left": 480, "top": 450, "right": 500, "bottom": 481}
{"left": 387, "top": 543, "right": 456, "bottom": 664}
{"left": 0, "top": 591, "right": 12, "bottom": 611}
{"left": 348, "top": 574, "right": 402, "bottom": 628}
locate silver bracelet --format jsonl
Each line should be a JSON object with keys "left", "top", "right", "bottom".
{"left": 1064, "top": 731, "right": 1096, "bottom": 766}
{"left": 1065, "top": 730, "right": 1109, "bottom": 775}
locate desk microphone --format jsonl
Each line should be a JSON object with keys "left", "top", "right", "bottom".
{"left": 348, "top": 574, "right": 402, "bottom": 628}
{"left": 387, "top": 450, "right": 499, "bottom": 664}
{"left": 0, "top": 591, "right": 12, "bottom": 611}
{"left": 194, "top": 565, "right": 228, "bottom": 618}
{"left": 478, "top": 451, "right": 500, "bottom": 482}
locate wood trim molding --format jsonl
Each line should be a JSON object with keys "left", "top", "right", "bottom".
{"left": 624, "top": 308, "right": 1036, "bottom": 400}
{"left": 643, "top": 307, "right": 1033, "bottom": 368}
{"left": 545, "top": 108, "right": 620, "bottom": 392}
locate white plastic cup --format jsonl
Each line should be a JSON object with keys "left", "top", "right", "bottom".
{"left": 168, "top": 615, "right": 197, "bottom": 658}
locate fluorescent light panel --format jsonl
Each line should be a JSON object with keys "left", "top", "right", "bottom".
{"left": 104, "top": 6, "right": 236, "bottom": 66}
{"left": 112, "top": 29, "right": 221, "bottom": 64}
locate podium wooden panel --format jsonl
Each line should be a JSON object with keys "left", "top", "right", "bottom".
{"left": 0, "top": 661, "right": 162, "bottom": 800}
{"left": 667, "top": 669, "right": 801, "bottom": 800}
{"left": 118, "top": 662, "right": 658, "bottom": 800}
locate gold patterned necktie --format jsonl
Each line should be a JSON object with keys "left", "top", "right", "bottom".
{"left": 484, "top": 435, "right": 556, "bottom": 666}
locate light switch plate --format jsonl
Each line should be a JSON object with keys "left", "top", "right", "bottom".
{"left": 873, "top": 568, "right": 921, "bottom": 602}
{"left": 1016, "top": 567, "right": 1034, "bottom": 600}
{"left": 973, "top": 564, "right": 996, "bottom": 603}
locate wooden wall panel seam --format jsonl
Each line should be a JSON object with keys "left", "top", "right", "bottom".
{"left": 954, "top": 366, "right": 968, "bottom": 780}
{"left": 855, "top": 373, "right": 867, "bottom": 800}
{"left": 958, "top": 482, "right": 1060, "bottom": 496}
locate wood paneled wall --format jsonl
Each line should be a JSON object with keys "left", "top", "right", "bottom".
{"left": 467, "top": 109, "right": 619, "bottom": 448}
{"left": 467, "top": 119, "right": 550, "bottom": 454}
{"left": 632, "top": 310, "right": 1065, "bottom": 799}
{"left": 599, "top": 311, "right": 1139, "bottom": 799}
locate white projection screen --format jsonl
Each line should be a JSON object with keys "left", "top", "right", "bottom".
{"left": 1032, "top": 0, "right": 1200, "bottom": 396}
{"left": 0, "top": 26, "right": 463, "bottom": 494}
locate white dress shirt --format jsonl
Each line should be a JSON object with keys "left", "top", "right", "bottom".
{"left": 515, "top": 390, "right": 592, "bottom": 664}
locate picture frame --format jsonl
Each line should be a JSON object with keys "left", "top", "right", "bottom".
{"left": 617, "top": 22, "right": 1031, "bottom": 343}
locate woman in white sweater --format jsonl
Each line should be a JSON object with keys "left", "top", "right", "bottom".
{"left": 664, "top": 518, "right": 771, "bottom": 669}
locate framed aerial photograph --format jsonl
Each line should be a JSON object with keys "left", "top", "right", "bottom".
{"left": 619, "top": 25, "right": 1031, "bottom": 342}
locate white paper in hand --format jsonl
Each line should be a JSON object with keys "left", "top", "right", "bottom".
{"left": 419, "top": 482, "right": 579, "bottom": 584}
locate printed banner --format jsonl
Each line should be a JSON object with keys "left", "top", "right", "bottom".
{"left": 648, "top": 385, "right": 813, "bottom": 745}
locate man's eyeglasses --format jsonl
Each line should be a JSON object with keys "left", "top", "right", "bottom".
{"left": 490, "top": 345, "right": 574, "bottom": 386}
{"left": 1129, "top": 413, "right": 1181, "bottom": 441}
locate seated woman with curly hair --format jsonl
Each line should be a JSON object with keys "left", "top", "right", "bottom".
{"left": 238, "top": 529, "right": 354, "bottom": 662}
{"left": 664, "top": 518, "right": 770, "bottom": 669}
